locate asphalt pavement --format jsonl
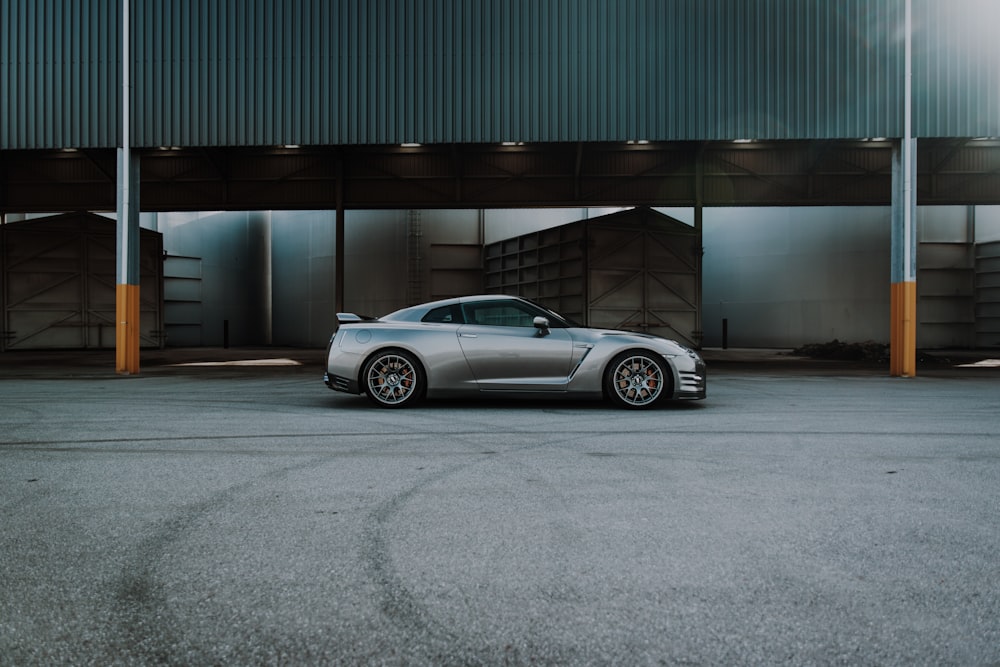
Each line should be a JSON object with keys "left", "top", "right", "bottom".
{"left": 1, "top": 348, "right": 999, "bottom": 665}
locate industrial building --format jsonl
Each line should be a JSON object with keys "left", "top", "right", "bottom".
{"left": 2, "top": 0, "right": 999, "bottom": 374}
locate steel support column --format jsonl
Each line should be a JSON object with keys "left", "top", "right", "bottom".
{"left": 116, "top": 0, "right": 139, "bottom": 374}
{"left": 891, "top": 0, "right": 917, "bottom": 378}
{"left": 891, "top": 138, "right": 917, "bottom": 377}
{"left": 116, "top": 149, "right": 141, "bottom": 374}
{"left": 694, "top": 145, "right": 705, "bottom": 349}
{"left": 335, "top": 155, "right": 345, "bottom": 314}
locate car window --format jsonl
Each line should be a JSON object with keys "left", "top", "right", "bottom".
{"left": 463, "top": 302, "right": 539, "bottom": 327}
{"left": 421, "top": 304, "right": 463, "bottom": 323}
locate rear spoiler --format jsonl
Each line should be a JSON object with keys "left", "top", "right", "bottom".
{"left": 336, "top": 312, "right": 377, "bottom": 324}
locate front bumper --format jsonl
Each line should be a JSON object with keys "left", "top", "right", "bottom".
{"left": 676, "top": 359, "right": 707, "bottom": 399}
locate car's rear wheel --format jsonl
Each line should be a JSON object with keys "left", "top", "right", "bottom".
{"left": 604, "top": 351, "right": 671, "bottom": 409}
{"left": 362, "top": 350, "right": 424, "bottom": 408}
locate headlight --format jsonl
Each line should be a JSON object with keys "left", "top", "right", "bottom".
{"left": 675, "top": 344, "right": 698, "bottom": 358}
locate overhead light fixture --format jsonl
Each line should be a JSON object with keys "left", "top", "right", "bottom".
{"left": 732, "top": 139, "right": 754, "bottom": 144}
{"left": 282, "top": 144, "right": 301, "bottom": 149}
{"left": 400, "top": 142, "right": 422, "bottom": 148}
{"left": 501, "top": 141, "right": 525, "bottom": 147}
{"left": 626, "top": 140, "right": 650, "bottom": 145}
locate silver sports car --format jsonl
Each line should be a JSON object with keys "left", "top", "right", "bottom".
{"left": 324, "top": 295, "right": 706, "bottom": 409}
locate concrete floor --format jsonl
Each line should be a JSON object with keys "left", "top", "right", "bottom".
{"left": 1, "top": 352, "right": 998, "bottom": 665}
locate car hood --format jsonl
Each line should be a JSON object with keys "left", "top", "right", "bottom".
{"left": 572, "top": 327, "right": 690, "bottom": 353}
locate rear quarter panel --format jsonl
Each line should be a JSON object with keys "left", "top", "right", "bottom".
{"left": 333, "top": 322, "right": 477, "bottom": 394}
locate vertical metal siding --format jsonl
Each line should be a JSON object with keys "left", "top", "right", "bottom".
{"left": 914, "top": 0, "right": 1000, "bottom": 138}
{"left": 2, "top": 0, "right": 998, "bottom": 149}
{"left": 1, "top": 0, "right": 119, "bottom": 148}
{"left": 134, "top": 0, "right": 901, "bottom": 146}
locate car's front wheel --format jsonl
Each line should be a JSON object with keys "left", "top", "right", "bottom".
{"left": 604, "top": 351, "right": 671, "bottom": 409}
{"left": 362, "top": 349, "right": 424, "bottom": 408}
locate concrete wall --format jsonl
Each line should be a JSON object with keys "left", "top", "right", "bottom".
{"left": 977, "top": 207, "right": 1000, "bottom": 243}
{"left": 335, "top": 209, "right": 480, "bottom": 317}
{"left": 700, "top": 206, "right": 998, "bottom": 349}
{"left": 236, "top": 209, "right": 486, "bottom": 347}
{"left": 155, "top": 211, "right": 271, "bottom": 347}
{"left": 701, "top": 207, "right": 891, "bottom": 348}
{"left": 270, "top": 210, "right": 337, "bottom": 347}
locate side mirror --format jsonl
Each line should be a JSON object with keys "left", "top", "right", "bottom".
{"left": 533, "top": 316, "right": 550, "bottom": 336}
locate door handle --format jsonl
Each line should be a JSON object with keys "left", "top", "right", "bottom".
{"left": 459, "top": 333, "right": 478, "bottom": 338}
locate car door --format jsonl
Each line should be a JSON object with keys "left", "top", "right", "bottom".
{"left": 456, "top": 300, "right": 574, "bottom": 391}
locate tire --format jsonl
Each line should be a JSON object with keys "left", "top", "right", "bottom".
{"left": 604, "top": 351, "right": 671, "bottom": 409}
{"left": 361, "top": 349, "right": 425, "bottom": 408}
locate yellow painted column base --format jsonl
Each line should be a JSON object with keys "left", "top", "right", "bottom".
{"left": 890, "top": 281, "right": 916, "bottom": 377}
{"left": 116, "top": 283, "right": 141, "bottom": 375}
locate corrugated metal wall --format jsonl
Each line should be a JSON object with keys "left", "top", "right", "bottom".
{"left": 1, "top": 0, "right": 120, "bottom": 148}
{"left": 914, "top": 0, "right": 1000, "bottom": 138}
{"left": 2, "top": 0, "right": 998, "bottom": 149}
{"left": 129, "top": 0, "right": 910, "bottom": 144}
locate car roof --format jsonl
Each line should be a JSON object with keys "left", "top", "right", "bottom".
{"left": 380, "top": 294, "right": 524, "bottom": 321}
{"left": 434, "top": 295, "right": 523, "bottom": 308}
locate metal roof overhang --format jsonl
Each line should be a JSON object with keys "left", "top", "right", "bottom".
{"left": 2, "top": 139, "right": 999, "bottom": 213}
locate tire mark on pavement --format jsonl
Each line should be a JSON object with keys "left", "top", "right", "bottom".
{"left": 107, "top": 456, "right": 333, "bottom": 665}
{"left": 359, "top": 462, "right": 471, "bottom": 656}
{"left": 357, "top": 432, "right": 596, "bottom": 663}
